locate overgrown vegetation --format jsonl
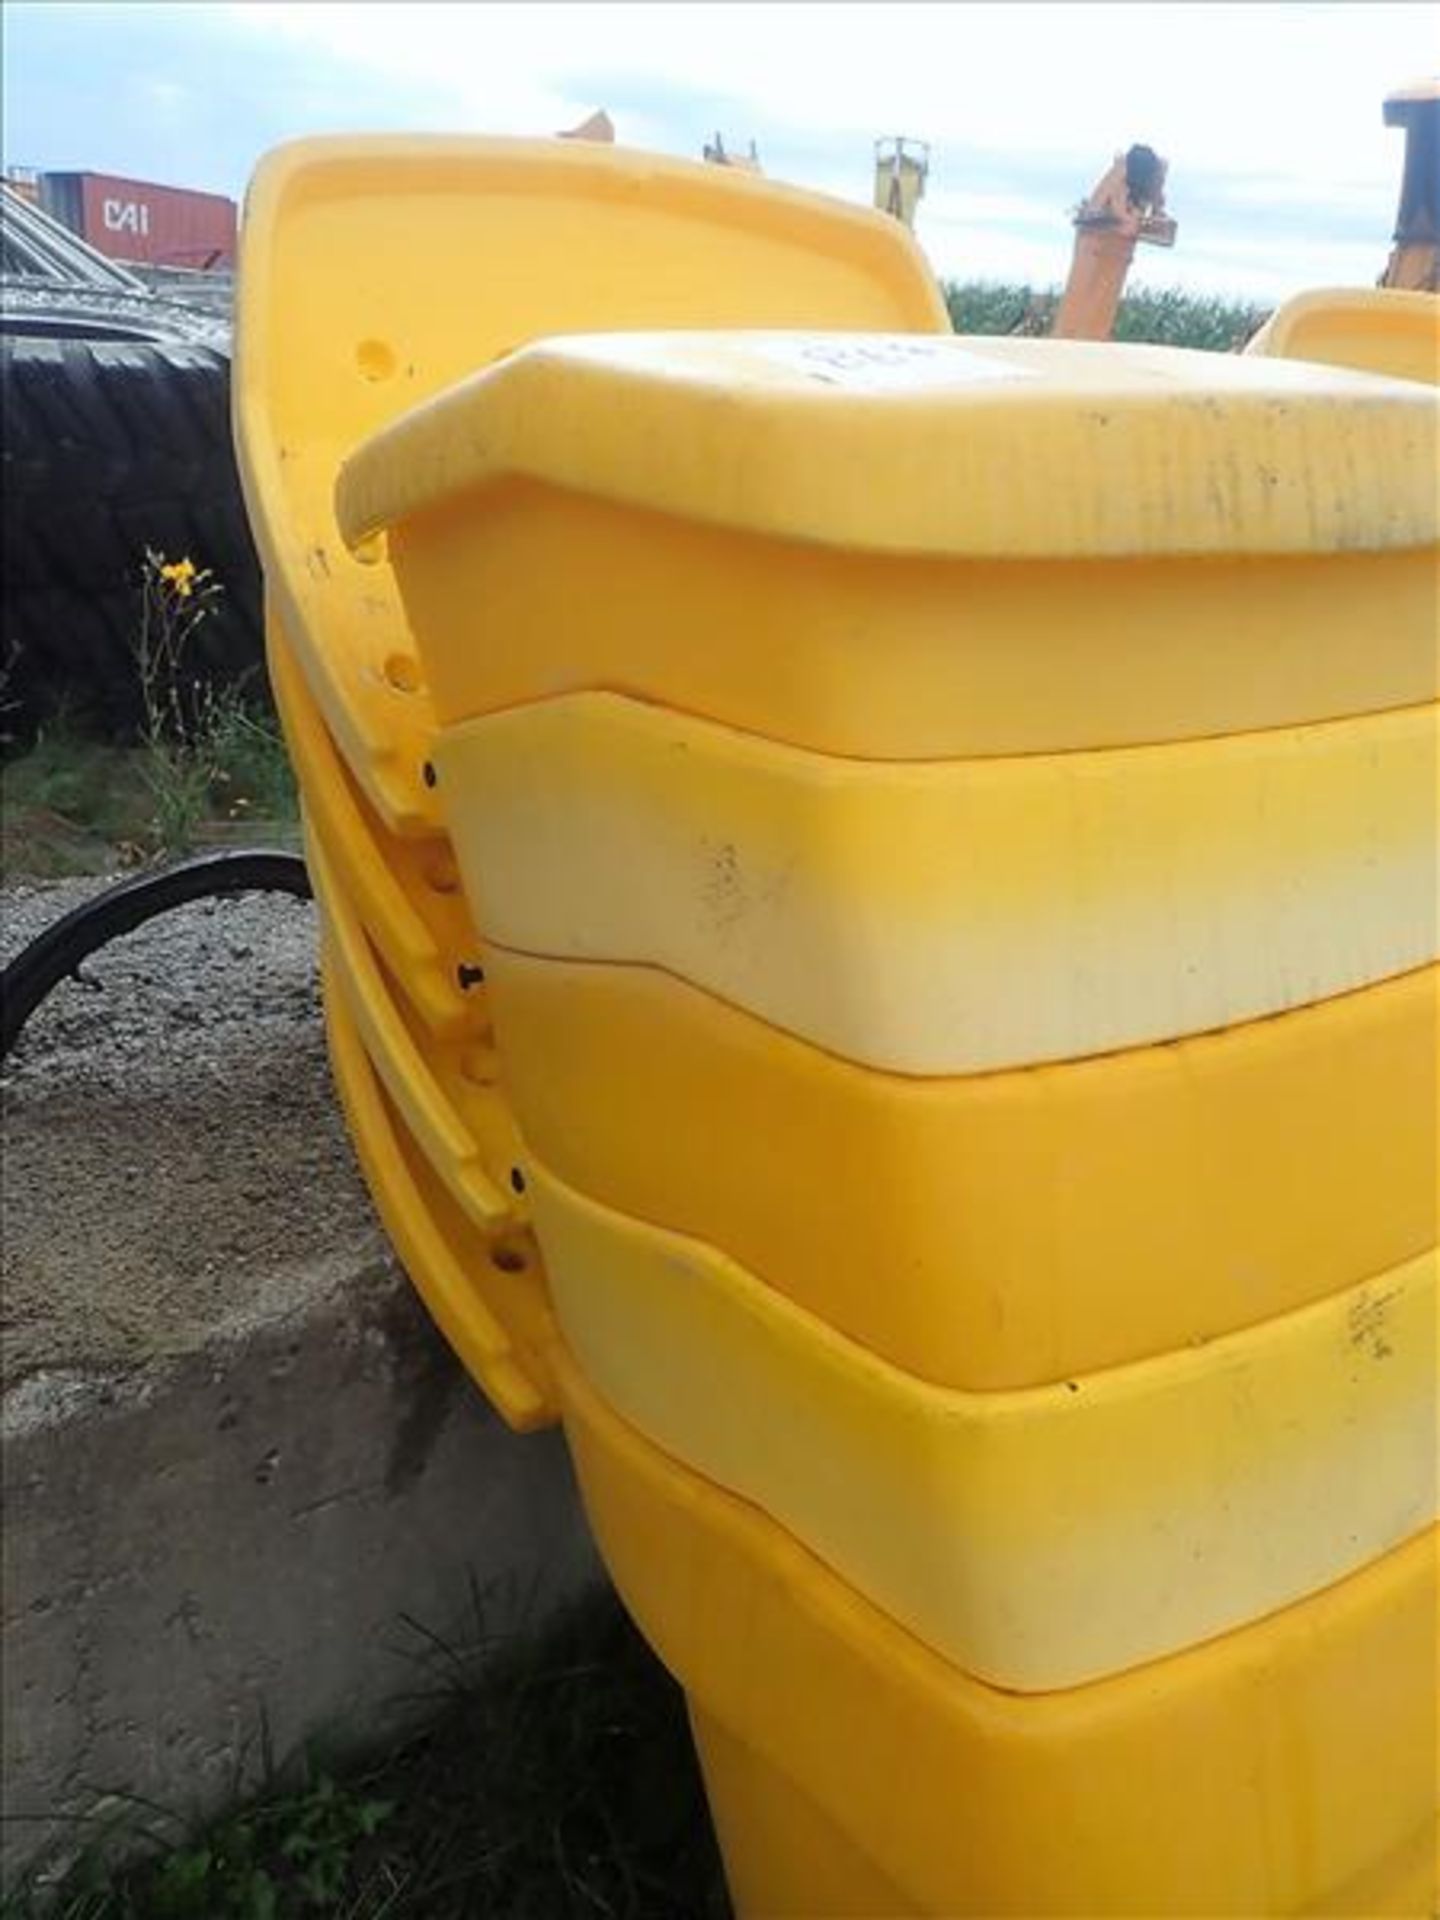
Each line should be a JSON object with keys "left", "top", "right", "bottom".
{"left": 945, "top": 278, "right": 1271, "bottom": 351}
{"left": 5, "top": 1589, "right": 730, "bottom": 1920}
{"left": 132, "top": 551, "right": 295, "bottom": 857}
{"left": 1, "top": 552, "right": 295, "bottom": 880}
{"left": 0, "top": 713, "right": 296, "bottom": 880}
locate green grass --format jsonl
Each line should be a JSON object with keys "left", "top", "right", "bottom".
{"left": 204, "top": 698, "right": 299, "bottom": 826}
{"left": 1, "top": 698, "right": 298, "bottom": 882}
{"left": 5, "top": 1588, "right": 731, "bottom": 1920}
{"left": 2, "top": 552, "right": 298, "bottom": 879}
{"left": 137, "top": 686, "right": 299, "bottom": 862}
{"left": 944, "top": 278, "right": 1271, "bottom": 351}
{"left": 0, "top": 733, "right": 147, "bottom": 873}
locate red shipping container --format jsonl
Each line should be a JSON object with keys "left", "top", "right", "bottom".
{"left": 40, "top": 171, "right": 236, "bottom": 269}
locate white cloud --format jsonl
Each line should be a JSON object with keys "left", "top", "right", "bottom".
{"left": 925, "top": 188, "right": 1069, "bottom": 233}
{"left": 117, "top": 3, "right": 1440, "bottom": 295}
{"left": 226, "top": 2, "right": 1426, "bottom": 169}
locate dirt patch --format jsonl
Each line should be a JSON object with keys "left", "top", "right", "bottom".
{"left": 2, "top": 877, "right": 389, "bottom": 1379}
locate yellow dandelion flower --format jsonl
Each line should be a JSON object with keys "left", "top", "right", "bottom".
{"left": 158, "top": 557, "right": 198, "bottom": 600}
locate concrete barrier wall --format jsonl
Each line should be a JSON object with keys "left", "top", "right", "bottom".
{"left": 0, "top": 883, "right": 601, "bottom": 1889}
{"left": 2, "top": 1253, "right": 600, "bottom": 1888}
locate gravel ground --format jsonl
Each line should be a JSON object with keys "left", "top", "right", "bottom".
{"left": 1, "top": 876, "right": 390, "bottom": 1379}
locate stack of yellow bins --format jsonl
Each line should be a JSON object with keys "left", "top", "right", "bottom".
{"left": 335, "top": 329, "right": 1439, "bottom": 1918}
{"left": 235, "top": 140, "right": 1438, "bottom": 1913}
{"left": 232, "top": 137, "right": 951, "bottom": 1431}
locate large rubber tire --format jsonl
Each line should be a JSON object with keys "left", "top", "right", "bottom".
{"left": 1, "top": 335, "right": 265, "bottom": 743}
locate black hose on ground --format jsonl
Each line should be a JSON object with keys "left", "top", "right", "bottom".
{"left": 1, "top": 849, "right": 312, "bottom": 1061}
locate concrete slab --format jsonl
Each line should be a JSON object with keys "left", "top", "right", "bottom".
{"left": 1, "top": 880, "right": 600, "bottom": 1887}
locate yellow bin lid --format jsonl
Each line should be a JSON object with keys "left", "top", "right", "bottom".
{"left": 340, "top": 330, "right": 1438, "bottom": 561}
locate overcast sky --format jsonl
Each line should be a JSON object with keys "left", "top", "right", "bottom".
{"left": 3, "top": 2, "right": 1434, "bottom": 300}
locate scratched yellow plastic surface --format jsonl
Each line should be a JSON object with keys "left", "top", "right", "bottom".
{"left": 559, "top": 1348, "right": 1440, "bottom": 1917}
{"left": 535, "top": 1156, "right": 1436, "bottom": 1689}
{"left": 485, "top": 950, "right": 1439, "bottom": 1388}
{"left": 319, "top": 958, "right": 557, "bottom": 1430}
{"left": 436, "top": 692, "right": 1439, "bottom": 1074}
{"left": 1247, "top": 288, "right": 1440, "bottom": 386}
{"left": 233, "top": 139, "right": 948, "bottom": 833}
{"left": 340, "top": 334, "right": 1440, "bottom": 755}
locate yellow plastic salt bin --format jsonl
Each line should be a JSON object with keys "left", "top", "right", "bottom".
{"left": 302, "top": 306, "right": 1437, "bottom": 1903}
{"left": 1246, "top": 286, "right": 1440, "bottom": 385}
{"left": 337, "top": 327, "right": 1440, "bottom": 1696}
{"left": 558, "top": 1345, "right": 1439, "bottom": 1918}
{"left": 336, "top": 331, "right": 1440, "bottom": 1362}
